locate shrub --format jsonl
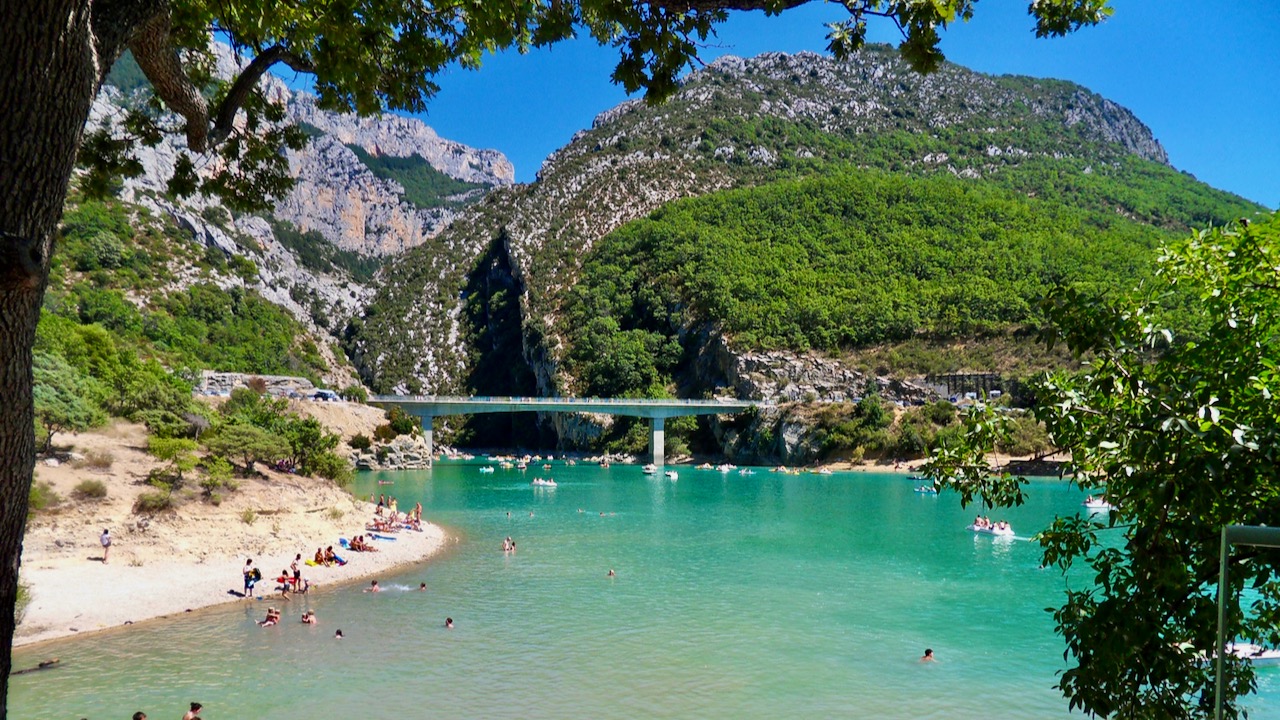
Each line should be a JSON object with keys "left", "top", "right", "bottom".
{"left": 311, "top": 451, "right": 354, "bottom": 487}
{"left": 326, "top": 508, "right": 344, "bottom": 521}
{"left": 29, "top": 481, "right": 62, "bottom": 513}
{"left": 240, "top": 508, "right": 257, "bottom": 525}
{"left": 72, "top": 479, "right": 108, "bottom": 500}
{"left": 340, "top": 385, "right": 368, "bottom": 403}
{"left": 133, "top": 490, "right": 172, "bottom": 513}
{"left": 16, "top": 581, "right": 31, "bottom": 625}
{"left": 82, "top": 449, "right": 114, "bottom": 470}
{"left": 245, "top": 376, "right": 268, "bottom": 394}
{"left": 349, "top": 433, "right": 372, "bottom": 451}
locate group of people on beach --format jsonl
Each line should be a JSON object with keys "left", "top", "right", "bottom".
{"left": 371, "top": 494, "right": 425, "bottom": 531}
{"left": 313, "top": 545, "right": 343, "bottom": 566}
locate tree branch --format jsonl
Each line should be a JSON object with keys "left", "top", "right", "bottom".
{"left": 208, "top": 45, "right": 312, "bottom": 147}
{"left": 648, "top": 0, "right": 813, "bottom": 11}
{"left": 89, "top": 0, "right": 167, "bottom": 83}
{"left": 128, "top": 7, "right": 211, "bottom": 151}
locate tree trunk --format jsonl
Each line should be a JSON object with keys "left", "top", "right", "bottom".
{"left": 0, "top": 1, "right": 101, "bottom": 714}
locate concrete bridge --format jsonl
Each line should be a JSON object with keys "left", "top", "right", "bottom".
{"left": 371, "top": 395, "right": 761, "bottom": 466}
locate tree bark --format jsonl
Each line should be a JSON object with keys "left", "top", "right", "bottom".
{"left": 0, "top": 0, "right": 104, "bottom": 714}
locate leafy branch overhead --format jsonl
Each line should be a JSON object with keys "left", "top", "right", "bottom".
{"left": 926, "top": 212, "right": 1280, "bottom": 719}
{"left": 84, "top": 0, "right": 1113, "bottom": 210}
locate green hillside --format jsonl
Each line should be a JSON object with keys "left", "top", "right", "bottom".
{"left": 44, "top": 198, "right": 332, "bottom": 381}
{"left": 563, "top": 169, "right": 1206, "bottom": 396}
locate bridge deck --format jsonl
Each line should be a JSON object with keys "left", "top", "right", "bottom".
{"left": 372, "top": 395, "right": 759, "bottom": 419}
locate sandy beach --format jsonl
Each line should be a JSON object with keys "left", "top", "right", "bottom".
{"left": 17, "top": 416, "right": 449, "bottom": 649}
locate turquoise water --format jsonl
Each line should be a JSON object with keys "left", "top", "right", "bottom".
{"left": 13, "top": 463, "right": 1280, "bottom": 718}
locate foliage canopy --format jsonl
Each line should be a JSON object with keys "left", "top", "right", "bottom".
{"left": 928, "top": 211, "right": 1280, "bottom": 718}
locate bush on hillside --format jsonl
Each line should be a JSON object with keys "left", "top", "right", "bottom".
{"left": 72, "top": 479, "right": 109, "bottom": 500}
{"left": 340, "top": 385, "right": 368, "bottom": 403}
{"left": 29, "top": 481, "right": 62, "bottom": 514}
{"left": 349, "top": 433, "right": 372, "bottom": 451}
{"left": 133, "top": 490, "right": 172, "bottom": 513}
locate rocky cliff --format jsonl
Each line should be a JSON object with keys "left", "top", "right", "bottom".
{"left": 90, "top": 44, "right": 514, "bottom": 386}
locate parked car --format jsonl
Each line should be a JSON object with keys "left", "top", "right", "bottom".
{"left": 312, "top": 389, "right": 340, "bottom": 401}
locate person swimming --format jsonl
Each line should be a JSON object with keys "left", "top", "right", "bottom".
{"left": 921, "top": 648, "right": 936, "bottom": 662}
{"left": 445, "top": 617, "right": 454, "bottom": 629}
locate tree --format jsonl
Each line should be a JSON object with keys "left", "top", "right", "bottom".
{"left": 0, "top": 0, "right": 1109, "bottom": 709}
{"left": 282, "top": 416, "right": 338, "bottom": 475}
{"left": 146, "top": 436, "right": 198, "bottom": 486}
{"left": 32, "top": 352, "right": 107, "bottom": 454}
{"left": 203, "top": 423, "right": 289, "bottom": 475}
{"left": 928, "top": 213, "right": 1279, "bottom": 718}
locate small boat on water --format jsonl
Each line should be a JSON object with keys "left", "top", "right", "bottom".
{"left": 738, "top": 468, "right": 755, "bottom": 476}
{"left": 816, "top": 468, "right": 833, "bottom": 475}
{"left": 716, "top": 463, "right": 737, "bottom": 472}
{"left": 532, "top": 478, "right": 557, "bottom": 487}
{"left": 642, "top": 464, "right": 658, "bottom": 475}
{"left": 914, "top": 485, "right": 938, "bottom": 495}
{"left": 1083, "top": 496, "right": 1115, "bottom": 512}
{"left": 516, "top": 462, "right": 528, "bottom": 470}
{"left": 1230, "top": 643, "right": 1280, "bottom": 667}
{"left": 479, "top": 466, "right": 495, "bottom": 474}
{"left": 697, "top": 463, "right": 714, "bottom": 470}
{"left": 665, "top": 470, "right": 679, "bottom": 481}
{"left": 968, "top": 523, "right": 1014, "bottom": 537}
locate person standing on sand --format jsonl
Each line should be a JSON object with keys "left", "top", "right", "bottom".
{"left": 243, "top": 559, "right": 257, "bottom": 598}
{"left": 291, "top": 554, "right": 302, "bottom": 590}
{"left": 99, "top": 528, "right": 110, "bottom": 564}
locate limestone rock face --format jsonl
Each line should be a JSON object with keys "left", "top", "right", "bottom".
{"left": 88, "top": 43, "right": 514, "bottom": 387}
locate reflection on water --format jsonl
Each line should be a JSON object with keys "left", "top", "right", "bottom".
{"left": 12, "top": 464, "right": 1280, "bottom": 719}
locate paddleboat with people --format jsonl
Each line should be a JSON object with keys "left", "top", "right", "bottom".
{"left": 532, "top": 478, "right": 557, "bottom": 488}
{"left": 968, "top": 517, "right": 1014, "bottom": 536}
{"left": 664, "top": 470, "right": 679, "bottom": 481}
{"left": 1230, "top": 643, "right": 1280, "bottom": 667}
{"left": 642, "top": 464, "right": 658, "bottom": 475}
{"left": 1083, "top": 496, "right": 1115, "bottom": 511}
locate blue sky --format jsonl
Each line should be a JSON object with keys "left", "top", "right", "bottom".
{"left": 413, "top": 1, "right": 1278, "bottom": 208}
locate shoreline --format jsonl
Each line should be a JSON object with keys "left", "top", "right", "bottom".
{"left": 17, "top": 507, "right": 450, "bottom": 650}
{"left": 16, "top": 448, "right": 1060, "bottom": 651}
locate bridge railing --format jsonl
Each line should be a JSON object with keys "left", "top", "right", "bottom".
{"left": 373, "top": 395, "right": 757, "bottom": 407}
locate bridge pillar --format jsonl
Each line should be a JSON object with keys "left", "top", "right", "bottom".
{"left": 421, "top": 415, "right": 434, "bottom": 460}
{"left": 650, "top": 417, "right": 665, "bottom": 467}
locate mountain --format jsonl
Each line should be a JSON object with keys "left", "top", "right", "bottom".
{"left": 349, "top": 45, "right": 1260, "bottom": 426}
{"left": 75, "top": 45, "right": 516, "bottom": 388}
